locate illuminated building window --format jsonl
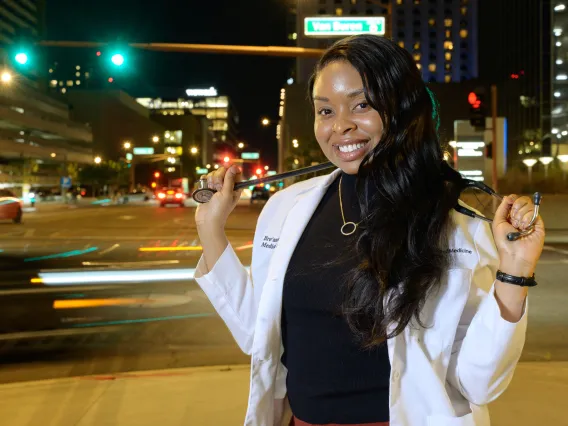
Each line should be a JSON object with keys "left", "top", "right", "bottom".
{"left": 416, "top": 63, "right": 422, "bottom": 70}
{"left": 336, "top": 7, "right": 343, "bottom": 15}
{"left": 444, "top": 41, "right": 454, "bottom": 50}
{"left": 429, "top": 18, "right": 435, "bottom": 26}
{"left": 67, "top": 80, "right": 74, "bottom": 87}
{"left": 75, "top": 72, "right": 80, "bottom": 77}
{"left": 85, "top": 72, "right": 90, "bottom": 78}
{"left": 460, "top": 29, "right": 468, "bottom": 38}
{"left": 351, "top": 0, "right": 357, "bottom": 4}
{"left": 444, "top": 19, "right": 452, "bottom": 26}
{"left": 414, "top": 54, "right": 421, "bottom": 61}
{"left": 397, "top": 0, "right": 402, "bottom": 4}
{"left": 414, "top": 42, "right": 420, "bottom": 49}
{"left": 445, "top": 52, "right": 452, "bottom": 60}
{"left": 445, "top": 63, "right": 451, "bottom": 70}
{"left": 429, "top": 63, "right": 436, "bottom": 72}
{"left": 446, "top": 29, "right": 451, "bottom": 38}
{"left": 76, "top": 65, "right": 81, "bottom": 70}
{"left": 49, "top": 68, "right": 53, "bottom": 73}
{"left": 461, "top": 7, "right": 467, "bottom": 15}
{"left": 50, "top": 80, "right": 57, "bottom": 87}
{"left": 61, "top": 88, "right": 67, "bottom": 94}
{"left": 76, "top": 80, "right": 81, "bottom": 85}
{"left": 59, "top": 81, "right": 63, "bottom": 86}
{"left": 445, "top": 75, "right": 451, "bottom": 82}
{"left": 398, "top": 41, "right": 405, "bottom": 48}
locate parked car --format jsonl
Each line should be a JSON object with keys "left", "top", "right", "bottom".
{"left": 0, "top": 189, "right": 23, "bottom": 223}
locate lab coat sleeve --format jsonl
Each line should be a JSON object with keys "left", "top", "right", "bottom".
{"left": 193, "top": 198, "right": 276, "bottom": 355}
{"left": 194, "top": 242, "right": 256, "bottom": 355}
{"left": 446, "top": 221, "right": 528, "bottom": 406}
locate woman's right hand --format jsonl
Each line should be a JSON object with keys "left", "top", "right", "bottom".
{"left": 195, "top": 164, "right": 243, "bottom": 231}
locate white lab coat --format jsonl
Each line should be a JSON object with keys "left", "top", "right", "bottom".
{"left": 195, "top": 169, "right": 527, "bottom": 426}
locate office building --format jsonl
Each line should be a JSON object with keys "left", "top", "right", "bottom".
{"left": 291, "top": 0, "right": 477, "bottom": 84}
{"left": 392, "top": 0, "right": 478, "bottom": 83}
{"left": 0, "top": 0, "right": 44, "bottom": 45}
{"left": 0, "top": 80, "right": 93, "bottom": 199}
{"left": 551, "top": 1, "right": 568, "bottom": 155}
{"left": 477, "top": 0, "right": 552, "bottom": 162}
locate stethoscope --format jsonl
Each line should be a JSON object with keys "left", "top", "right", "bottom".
{"left": 193, "top": 161, "right": 541, "bottom": 242}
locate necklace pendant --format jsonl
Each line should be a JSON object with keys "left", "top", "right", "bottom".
{"left": 341, "top": 221, "right": 358, "bottom": 236}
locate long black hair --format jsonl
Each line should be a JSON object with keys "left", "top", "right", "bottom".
{"left": 308, "top": 35, "right": 459, "bottom": 347}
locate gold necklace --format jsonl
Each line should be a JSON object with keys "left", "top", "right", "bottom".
{"left": 339, "top": 175, "right": 362, "bottom": 236}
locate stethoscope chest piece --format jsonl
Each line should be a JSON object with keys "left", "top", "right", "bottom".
{"left": 192, "top": 180, "right": 217, "bottom": 204}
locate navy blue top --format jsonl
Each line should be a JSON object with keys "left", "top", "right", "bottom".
{"left": 281, "top": 172, "right": 391, "bottom": 424}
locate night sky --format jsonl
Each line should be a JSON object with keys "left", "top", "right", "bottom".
{"left": 45, "top": 0, "right": 295, "bottom": 167}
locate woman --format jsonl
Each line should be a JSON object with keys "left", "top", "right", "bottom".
{"left": 194, "top": 35, "right": 545, "bottom": 426}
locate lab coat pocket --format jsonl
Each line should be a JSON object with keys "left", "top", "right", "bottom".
{"left": 427, "top": 412, "right": 476, "bottom": 426}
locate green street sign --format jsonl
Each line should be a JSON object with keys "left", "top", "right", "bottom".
{"left": 304, "top": 17, "right": 385, "bottom": 37}
{"left": 196, "top": 168, "right": 208, "bottom": 175}
{"left": 133, "top": 147, "right": 154, "bottom": 155}
{"left": 241, "top": 152, "right": 260, "bottom": 160}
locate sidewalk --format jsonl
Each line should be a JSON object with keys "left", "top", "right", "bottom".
{"left": 0, "top": 362, "right": 565, "bottom": 426}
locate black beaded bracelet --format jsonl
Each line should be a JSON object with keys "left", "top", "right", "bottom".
{"left": 496, "top": 270, "right": 538, "bottom": 287}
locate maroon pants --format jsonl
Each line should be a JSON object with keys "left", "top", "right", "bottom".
{"left": 290, "top": 416, "right": 389, "bottom": 426}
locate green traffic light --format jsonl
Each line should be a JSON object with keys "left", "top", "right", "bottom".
{"left": 15, "top": 52, "right": 28, "bottom": 65}
{"left": 111, "top": 53, "right": 125, "bottom": 66}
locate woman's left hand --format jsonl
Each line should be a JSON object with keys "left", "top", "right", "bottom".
{"left": 492, "top": 194, "right": 545, "bottom": 277}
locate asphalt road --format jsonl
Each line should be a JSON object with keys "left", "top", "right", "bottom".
{"left": 0, "top": 202, "right": 566, "bottom": 384}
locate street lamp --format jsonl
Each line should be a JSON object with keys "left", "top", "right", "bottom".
{"left": 1, "top": 71, "right": 12, "bottom": 84}
{"left": 238, "top": 142, "right": 245, "bottom": 149}
{"left": 292, "top": 139, "right": 299, "bottom": 148}
{"left": 522, "top": 158, "right": 538, "bottom": 184}
{"left": 539, "top": 156, "right": 554, "bottom": 178}
{"left": 94, "top": 156, "right": 102, "bottom": 164}
{"left": 261, "top": 118, "right": 270, "bottom": 126}
{"left": 152, "top": 135, "right": 159, "bottom": 143}
{"left": 190, "top": 146, "right": 198, "bottom": 155}
{"left": 123, "top": 141, "right": 132, "bottom": 150}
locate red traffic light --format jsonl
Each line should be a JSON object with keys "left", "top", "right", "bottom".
{"left": 154, "top": 171, "right": 161, "bottom": 178}
{"left": 468, "top": 92, "right": 481, "bottom": 109}
{"left": 223, "top": 156, "right": 230, "bottom": 163}
{"left": 108, "top": 77, "right": 114, "bottom": 83}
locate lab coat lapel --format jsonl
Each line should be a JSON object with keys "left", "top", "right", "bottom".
{"left": 254, "top": 171, "right": 340, "bottom": 361}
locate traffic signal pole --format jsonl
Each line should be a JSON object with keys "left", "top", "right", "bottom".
{"left": 37, "top": 41, "right": 326, "bottom": 58}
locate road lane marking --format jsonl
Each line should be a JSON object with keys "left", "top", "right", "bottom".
{"left": 139, "top": 246, "right": 202, "bottom": 252}
{"left": 82, "top": 260, "right": 181, "bottom": 267}
{"left": 99, "top": 244, "right": 120, "bottom": 255}
{"left": 24, "top": 246, "right": 99, "bottom": 262}
{"left": 543, "top": 245, "right": 568, "bottom": 256}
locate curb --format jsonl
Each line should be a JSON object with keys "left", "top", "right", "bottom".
{"left": 0, "top": 364, "right": 251, "bottom": 390}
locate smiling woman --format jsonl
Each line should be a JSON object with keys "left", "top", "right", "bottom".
{"left": 193, "top": 34, "right": 544, "bottom": 426}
